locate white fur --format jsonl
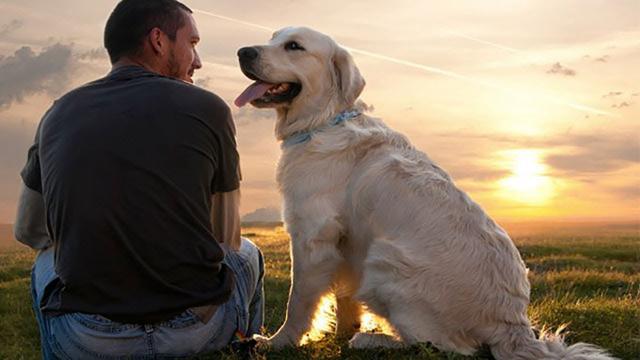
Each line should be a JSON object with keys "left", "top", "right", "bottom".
{"left": 242, "top": 27, "right": 616, "bottom": 360}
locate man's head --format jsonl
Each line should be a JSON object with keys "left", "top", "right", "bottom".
{"left": 104, "top": 0, "right": 202, "bottom": 83}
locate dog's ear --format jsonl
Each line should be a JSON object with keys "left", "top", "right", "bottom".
{"left": 333, "top": 46, "right": 365, "bottom": 106}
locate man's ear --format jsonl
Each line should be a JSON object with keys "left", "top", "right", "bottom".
{"left": 332, "top": 45, "right": 365, "bottom": 106}
{"left": 148, "top": 27, "right": 166, "bottom": 55}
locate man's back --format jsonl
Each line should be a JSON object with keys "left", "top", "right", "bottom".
{"left": 15, "top": 2, "right": 265, "bottom": 357}
{"left": 31, "top": 66, "right": 239, "bottom": 322}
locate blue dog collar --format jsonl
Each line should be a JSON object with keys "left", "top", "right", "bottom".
{"left": 281, "top": 109, "right": 362, "bottom": 148}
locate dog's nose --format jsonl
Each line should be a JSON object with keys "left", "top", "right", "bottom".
{"left": 237, "top": 47, "right": 259, "bottom": 61}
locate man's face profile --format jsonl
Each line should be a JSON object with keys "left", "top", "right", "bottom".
{"left": 165, "top": 10, "right": 202, "bottom": 83}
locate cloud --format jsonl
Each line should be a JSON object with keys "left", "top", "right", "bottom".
{"left": 232, "top": 106, "right": 275, "bottom": 127}
{"left": 76, "top": 47, "right": 108, "bottom": 61}
{"left": 611, "top": 102, "right": 631, "bottom": 108}
{"left": 546, "top": 62, "right": 576, "bottom": 76}
{"left": 432, "top": 131, "right": 640, "bottom": 176}
{"left": 544, "top": 134, "right": 639, "bottom": 174}
{"left": 602, "top": 91, "right": 622, "bottom": 98}
{"left": 582, "top": 54, "right": 612, "bottom": 63}
{"left": 432, "top": 131, "right": 526, "bottom": 146}
{"left": 195, "top": 76, "right": 212, "bottom": 89}
{"left": 0, "top": 119, "right": 36, "bottom": 203}
{"left": 609, "top": 184, "right": 640, "bottom": 200}
{"left": 0, "top": 19, "right": 23, "bottom": 39}
{"left": 420, "top": 132, "right": 517, "bottom": 181}
{"left": 241, "top": 206, "right": 281, "bottom": 222}
{"left": 0, "top": 44, "right": 75, "bottom": 110}
{"left": 446, "top": 163, "right": 510, "bottom": 181}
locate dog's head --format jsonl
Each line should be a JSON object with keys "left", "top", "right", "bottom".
{"left": 235, "top": 27, "right": 365, "bottom": 137}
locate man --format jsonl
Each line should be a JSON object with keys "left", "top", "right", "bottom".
{"left": 13, "top": 0, "right": 264, "bottom": 358}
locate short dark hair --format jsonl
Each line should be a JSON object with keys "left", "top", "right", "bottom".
{"left": 104, "top": 0, "right": 193, "bottom": 64}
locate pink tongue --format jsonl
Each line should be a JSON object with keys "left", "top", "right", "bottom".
{"left": 234, "top": 81, "right": 274, "bottom": 107}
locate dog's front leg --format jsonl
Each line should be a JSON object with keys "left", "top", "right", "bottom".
{"left": 336, "top": 295, "right": 362, "bottom": 338}
{"left": 265, "top": 217, "right": 343, "bottom": 348}
{"left": 334, "top": 265, "right": 362, "bottom": 338}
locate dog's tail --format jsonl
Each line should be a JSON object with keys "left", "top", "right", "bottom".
{"left": 489, "top": 324, "right": 616, "bottom": 360}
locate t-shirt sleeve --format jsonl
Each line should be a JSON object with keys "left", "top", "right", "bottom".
{"left": 211, "top": 107, "right": 241, "bottom": 193}
{"left": 20, "top": 121, "right": 43, "bottom": 193}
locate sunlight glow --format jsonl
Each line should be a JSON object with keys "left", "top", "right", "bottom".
{"left": 496, "top": 149, "right": 556, "bottom": 206}
{"left": 301, "top": 294, "right": 396, "bottom": 344}
{"left": 360, "top": 306, "right": 396, "bottom": 335}
{"left": 302, "top": 294, "right": 336, "bottom": 343}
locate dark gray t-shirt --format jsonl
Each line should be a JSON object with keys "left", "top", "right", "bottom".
{"left": 21, "top": 66, "right": 240, "bottom": 323}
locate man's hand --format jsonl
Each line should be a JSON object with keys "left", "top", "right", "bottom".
{"left": 14, "top": 182, "right": 51, "bottom": 249}
{"left": 211, "top": 189, "right": 241, "bottom": 251}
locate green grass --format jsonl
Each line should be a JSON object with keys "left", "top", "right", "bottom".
{"left": 1, "top": 226, "right": 638, "bottom": 359}
{"left": 0, "top": 249, "right": 40, "bottom": 360}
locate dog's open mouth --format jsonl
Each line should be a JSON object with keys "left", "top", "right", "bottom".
{"left": 234, "top": 80, "right": 301, "bottom": 107}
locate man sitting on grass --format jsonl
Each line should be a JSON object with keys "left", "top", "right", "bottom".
{"left": 13, "top": 0, "right": 264, "bottom": 358}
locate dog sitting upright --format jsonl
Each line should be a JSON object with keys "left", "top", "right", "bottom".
{"left": 234, "top": 27, "right": 613, "bottom": 360}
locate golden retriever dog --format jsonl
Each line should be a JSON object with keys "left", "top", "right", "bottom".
{"left": 234, "top": 27, "right": 614, "bottom": 360}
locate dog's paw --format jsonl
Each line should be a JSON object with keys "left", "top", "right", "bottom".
{"left": 349, "top": 332, "right": 404, "bottom": 349}
{"left": 349, "top": 332, "right": 373, "bottom": 349}
{"left": 261, "top": 332, "right": 300, "bottom": 350}
{"left": 251, "top": 334, "right": 271, "bottom": 351}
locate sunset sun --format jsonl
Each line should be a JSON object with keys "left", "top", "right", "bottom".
{"left": 496, "top": 149, "right": 556, "bottom": 206}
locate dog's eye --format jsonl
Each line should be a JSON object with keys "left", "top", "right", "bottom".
{"left": 284, "top": 41, "right": 305, "bottom": 51}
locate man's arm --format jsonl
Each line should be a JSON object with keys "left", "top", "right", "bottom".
{"left": 211, "top": 189, "right": 241, "bottom": 251}
{"left": 14, "top": 182, "right": 52, "bottom": 250}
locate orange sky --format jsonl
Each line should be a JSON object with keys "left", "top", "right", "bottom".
{"left": 0, "top": 0, "right": 638, "bottom": 223}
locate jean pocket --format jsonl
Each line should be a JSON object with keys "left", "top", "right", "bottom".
{"left": 69, "top": 313, "right": 139, "bottom": 333}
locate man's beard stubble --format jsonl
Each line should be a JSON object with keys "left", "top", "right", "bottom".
{"left": 167, "top": 49, "right": 182, "bottom": 80}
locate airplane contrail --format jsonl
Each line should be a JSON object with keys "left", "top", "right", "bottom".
{"left": 444, "top": 31, "right": 525, "bottom": 55}
{"left": 193, "top": 9, "right": 274, "bottom": 32}
{"left": 192, "top": 8, "right": 615, "bottom": 117}
{"left": 442, "top": 30, "right": 547, "bottom": 64}
{"left": 343, "top": 47, "right": 611, "bottom": 116}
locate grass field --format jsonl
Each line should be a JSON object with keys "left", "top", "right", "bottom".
{"left": 1, "top": 223, "right": 638, "bottom": 359}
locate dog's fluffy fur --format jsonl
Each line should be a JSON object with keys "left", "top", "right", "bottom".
{"left": 237, "top": 27, "right": 615, "bottom": 360}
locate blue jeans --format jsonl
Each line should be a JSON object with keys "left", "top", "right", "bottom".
{"left": 31, "top": 238, "right": 264, "bottom": 359}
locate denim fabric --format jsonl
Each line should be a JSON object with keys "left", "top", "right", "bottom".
{"left": 31, "top": 237, "right": 264, "bottom": 359}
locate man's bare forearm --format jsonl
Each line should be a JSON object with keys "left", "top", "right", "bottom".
{"left": 211, "top": 189, "right": 241, "bottom": 251}
{"left": 14, "top": 183, "right": 52, "bottom": 249}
